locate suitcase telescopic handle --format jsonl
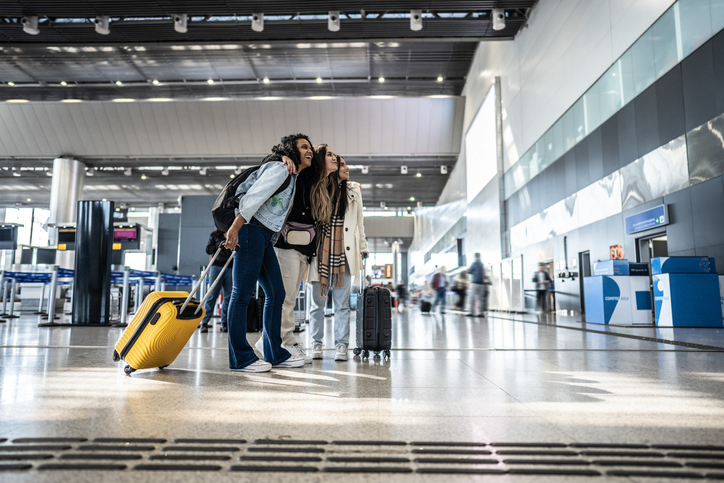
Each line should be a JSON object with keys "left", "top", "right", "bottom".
{"left": 359, "top": 258, "right": 366, "bottom": 295}
{"left": 180, "top": 243, "right": 237, "bottom": 314}
{"left": 194, "top": 244, "right": 239, "bottom": 314}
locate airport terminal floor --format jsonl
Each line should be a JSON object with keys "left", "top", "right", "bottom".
{"left": 2, "top": 306, "right": 724, "bottom": 481}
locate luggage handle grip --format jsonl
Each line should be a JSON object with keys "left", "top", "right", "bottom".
{"left": 359, "top": 258, "right": 366, "bottom": 295}
{"left": 194, "top": 245, "right": 238, "bottom": 314}
{"left": 179, "top": 243, "right": 235, "bottom": 314}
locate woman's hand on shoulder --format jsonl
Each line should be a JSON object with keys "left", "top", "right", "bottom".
{"left": 281, "top": 156, "right": 297, "bottom": 174}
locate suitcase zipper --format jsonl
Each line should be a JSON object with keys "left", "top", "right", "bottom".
{"left": 120, "top": 297, "right": 183, "bottom": 359}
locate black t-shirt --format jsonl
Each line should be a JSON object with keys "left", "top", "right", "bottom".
{"left": 275, "top": 169, "right": 318, "bottom": 259}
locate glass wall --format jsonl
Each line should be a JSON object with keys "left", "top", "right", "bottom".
{"left": 504, "top": 0, "right": 724, "bottom": 199}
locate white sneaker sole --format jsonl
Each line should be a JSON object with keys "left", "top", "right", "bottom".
{"left": 273, "top": 359, "right": 305, "bottom": 368}
{"left": 231, "top": 362, "right": 271, "bottom": 373}
{"left": 312, "top": 353, "right": 323, "bottom": 359}
{"left": 334, "top": 353, "right": 348, "bottom": 361}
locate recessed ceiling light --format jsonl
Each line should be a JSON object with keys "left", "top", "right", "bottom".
{"left": 436, "top": 76, "right": 443, "bottom": 82}
{"left": 26, "top": 198, "right": 31, "bottom": 202}
{"left": 410, "top": 197, "right": 415, "bottom": 201}
{"left": 263, "top": 77, "right": 270, "bottom": 84}
{"left": 378, "top": 76, "right": 385, "bottom": 83}
{"left": 230, "top": 174, "right": 235, "bottom": 178}
{"left": 152, "top": 79, "right": 160, "bottom": 85}
{"left": 102, "top": 198, "right": 107, "bottom": 201}
{"left": 130, "top": 207, "right": 136, "bottom": 211}
{"left": 61, "top": 99, "right": 82, "bottom": 103}
{"left": 6, "top": 99, "right": 28, "bottom": 103}
{"left": 416, "top": 173, "right": 422, "bottom": 177}
{"left": 141, "top": 174, "right": 147, "bottom": 180}
{"left": 115, "top": 80, "right": 123, "bottom": 86}
{"left": 112, "top": 98, "right": 135, "bottom": 102}
{"left": 207, "top": 79, "right": 215, "bottom": 85}
{"left": 60, "top": 81, "right": 67, "bottom": 86}
{"left": 7, "top": 81, "right": 15, "bottom": 87}
{"left": 202, "top": 97, "right": 229, "bottom": 101}
{"left": 148, "top": 98, "right": 173, "bottom": 102}
{"left": 316, "top": 77, "right": 323, "bottom": 83}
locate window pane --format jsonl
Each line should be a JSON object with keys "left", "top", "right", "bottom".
{"left": 599, "top": 64, "right": 623, "bottom": 121}
{"left": 677, "top": 0, "right": 712, "bottom": 57}
{"left": 617, "top": 52, "right": 637, "bottom": 106}
{"left": 712, "top": 0, "right": 724, "bottom": 33}
{"left": 583, "top": 80, "right": 602, "bottom": 135}
{"left": 652, "top": 7, "right": 679, "bottom": 78}
{"left": 629, "top": 28, "right": 656, "bottom": 96}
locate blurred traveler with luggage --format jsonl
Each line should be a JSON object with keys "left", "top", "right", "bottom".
{"left": 534, "top": 263, "right": 552, "bottom": 312}
{"left": 396, "top": 280, "right": 408, "bottom": 309}
{"left": 452, "top": 271, "right": 469, "bottom": 310}
{"left": 309, "top": 155, "right": 368, "bottom": 361}
{"left": 224, "top": 133, "right": 314, "bottom": 372}
{"left": 466, "top": 253, "right": 488, "bottom": 317}
{"left": 199, "top": 229, "right": 233, "bottom": 333}
{"left": 431, "top": 266, "right": 449, "bottom": 314}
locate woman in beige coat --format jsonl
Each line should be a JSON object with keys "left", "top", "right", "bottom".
{"left": 308, "top": 155, "right": 368, "bottom": 361}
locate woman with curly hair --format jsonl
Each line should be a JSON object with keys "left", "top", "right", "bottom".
{"left": 308, "top": 155, "right": 368, "bottom": 361}
{"left": 223, "top": 133, "right": 314, "bottom": 373}
{"left": 255, "top": 143, "right": 338, "bottom": 363}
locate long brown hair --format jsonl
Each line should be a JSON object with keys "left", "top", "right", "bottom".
{"left": 311, "top": 144, "right": 336, "bottom": 224}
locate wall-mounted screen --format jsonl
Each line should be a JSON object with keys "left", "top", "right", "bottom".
{"left": 113, "top": 226, "right": 140, "bottom": 249}
{"left": 36, "top": 248, "right": 56, "bottom": 265}
{"left": 57, "top": 228, "right": 76, "bottom": 250}
{"left": 464, "top": 84, "right": 497, "bottom": 203}
{"left": 0, "top": 226, "right": 18, "bottom": 250}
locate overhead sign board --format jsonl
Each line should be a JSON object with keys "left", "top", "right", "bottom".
{"left": 625, "top": 204, "right": 668, "bottom": 234}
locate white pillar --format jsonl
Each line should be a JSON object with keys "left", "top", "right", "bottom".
{"left": 48, "top": 158, "right": 85, "bottom": 269}
{"left": 392, "top": 240, "right": 400, "bottom": 285}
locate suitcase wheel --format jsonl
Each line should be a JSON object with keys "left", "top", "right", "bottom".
{"left": 159, "top": 365, "right": 169, "bottom": 370}
{"left": 373, "top": 351, "right": 381, "bottom": 359}
{"left": 362, "top": 350, "right": 369, "bottom": 360}
{"left": 384, "top": 350, "right": 391, "bottom": 360}
{"left": 112, "top": 350, "right": 120, "bottom": 362}
{"left": 124, "top": 365, "right": 136, "bottom": 376}
{"left": 353, "top": 347, "right": 361, "bottom": 356}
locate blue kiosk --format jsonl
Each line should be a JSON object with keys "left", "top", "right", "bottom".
{"left": 652, "top": 257, "right": 722, "bottom": 327}
{"left": 583, "top": 260, "right": 652, "bottom": 325}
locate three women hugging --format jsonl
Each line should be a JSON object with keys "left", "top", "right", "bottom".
{"left": 223, "top": 133, "right": 368, "bottom": 372}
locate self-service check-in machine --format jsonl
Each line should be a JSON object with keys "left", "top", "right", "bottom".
{"left": 583, "top": 260, "right": 652, "bottom": 325}
{"left": 652, "top": 257, "right": 722, "bottom": 327}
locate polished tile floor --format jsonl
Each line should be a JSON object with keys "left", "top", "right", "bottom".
{"left": 2, "top": 304, "right": 724, "bottom": 481}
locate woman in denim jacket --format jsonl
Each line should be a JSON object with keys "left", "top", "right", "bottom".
{"left": 224, "top": 133, "right": 314, "bottom": 373}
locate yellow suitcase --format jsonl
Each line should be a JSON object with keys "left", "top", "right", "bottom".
{"left": 113, "top": 243, "right": 236, "bottom": 375}
{"left": 113, "top": 291, "right": 204, "bottom": 375}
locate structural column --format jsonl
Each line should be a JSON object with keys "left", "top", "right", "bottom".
{"left": 48, "top": 158, "right": 85, "bottom": 269}
{"left": 73, "top": 200, "right": 114, "bottom": 325}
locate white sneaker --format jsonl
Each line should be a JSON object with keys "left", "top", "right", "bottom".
{"left": 254, "top": 337, "right": 264, "bottom": 358}
{"left": 231, "top": 360, "right": 271, "bottom": 373}
{"left": 334, "top": 343, "right": 348, "bottom": 361}
{"left": 273, "top": 355, "right": 305, "bottom": 368}
{"left": 284, "top": 343, "right": 312, "bottom": 364}
{"left": 311, "top": 342, "right": 323, "bottom": 359}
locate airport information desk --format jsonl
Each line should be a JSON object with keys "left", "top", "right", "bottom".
{"left": 584, "top": 257, "right": 723, "bottom": 327}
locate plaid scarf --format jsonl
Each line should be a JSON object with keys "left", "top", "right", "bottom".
{"left": 317, "top": 198, "right": 346, "bottom": 296}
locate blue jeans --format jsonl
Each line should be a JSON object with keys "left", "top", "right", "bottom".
{"left": 309, "top": 267, "right": 353, "bottom": 346}
{"left": 201, "top": 264, "right": 233, "bottom": 326}
{"left": 227, "top": 218, "right": 291, "bottom": 369}
{"left": 433, "top": 287, "right": 447, "bottom": 311}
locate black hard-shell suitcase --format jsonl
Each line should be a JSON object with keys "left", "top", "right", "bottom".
{"left": 420, "top": 300, "right": 432, "bottom": 313}
{"left": 353, "top": 286, "right": 392, "bottom": 360}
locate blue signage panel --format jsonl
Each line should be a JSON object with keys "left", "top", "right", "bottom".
{"left": 625, "top": 204, "right": 668, "bottom": 234}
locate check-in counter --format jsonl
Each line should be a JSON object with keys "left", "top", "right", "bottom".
{"left": 652, "top": 257, "right": 722, "bottom": 327}
{"left": 583, "top": 260, "right": 653, "bottom": 325}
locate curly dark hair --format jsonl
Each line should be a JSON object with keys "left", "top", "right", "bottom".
{"left": 270, "top": 133, "right": 313, "bottom": 168}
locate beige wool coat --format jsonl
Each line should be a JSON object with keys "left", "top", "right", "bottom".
{"left": 308, "top": 181, "right": 368, "bottom": 284}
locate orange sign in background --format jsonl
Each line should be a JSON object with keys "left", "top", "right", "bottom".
{"left": 610, "top": 244, "right": 625, "bottom": 260}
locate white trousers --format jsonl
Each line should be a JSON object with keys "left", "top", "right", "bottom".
{"left": 274, "top": 248, "right": 309, "bottom": 346}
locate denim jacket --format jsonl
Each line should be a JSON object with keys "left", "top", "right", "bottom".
{"left": 235, "top": 162, "right": 297, "bottom": 237}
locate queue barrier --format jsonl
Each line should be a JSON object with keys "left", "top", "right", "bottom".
{"left": 1, "top": 267, "right": 197, "bottom": 327}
